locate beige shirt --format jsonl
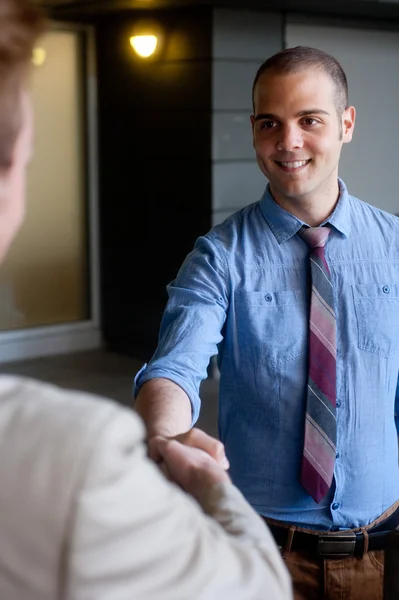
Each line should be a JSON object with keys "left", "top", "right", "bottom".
{"left": 0, "top": 375, "right": 292, "bottom": 600}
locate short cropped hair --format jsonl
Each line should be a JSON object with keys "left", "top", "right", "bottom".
{"left": 0, "top": 0, "right": 45, "bottom": 169}
{"left": 252, "top": 46, "right": 348, "bottom": 117}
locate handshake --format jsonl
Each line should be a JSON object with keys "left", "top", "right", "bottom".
{"left": 148, "top": 427, "right": 231, "bottom": 504}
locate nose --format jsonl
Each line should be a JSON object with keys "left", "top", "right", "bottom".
{"left": 276, "top": 124, "right": 304, "bottom": 152}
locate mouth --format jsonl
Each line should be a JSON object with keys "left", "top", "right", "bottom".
{"left": 274, "top": 159, "right": 312, "bottom": 172}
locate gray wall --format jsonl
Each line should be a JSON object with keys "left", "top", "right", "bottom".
{"left": 211, "top": 9, "right": 283, "bottom": 226}
{"left": 286, "top": 18, "right": 399, "bottom": 215}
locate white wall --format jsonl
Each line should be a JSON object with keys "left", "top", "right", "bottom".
{"left": 212, "top": 9, "right": 283, "bottom": 226}
{"left": 286, "top": 21, "right": 399, "bottom": 215}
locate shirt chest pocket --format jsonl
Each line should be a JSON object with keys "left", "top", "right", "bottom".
{"left": 352, "top": 283, "right": 399, "bottom": 357}
{"left": 234, "top": 289, "right": 307, "bottom": 367}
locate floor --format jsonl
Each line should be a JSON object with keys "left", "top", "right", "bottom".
{"left": 0, "top": 348, "right": 220, "bottom": 438}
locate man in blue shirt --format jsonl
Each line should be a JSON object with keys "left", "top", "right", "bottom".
{"left": 135, "top": 46, "right": 399, "bottom": 599}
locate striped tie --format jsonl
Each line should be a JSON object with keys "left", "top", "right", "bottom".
{"left": 299, "top": 226, "right": 336, "bottom": 503}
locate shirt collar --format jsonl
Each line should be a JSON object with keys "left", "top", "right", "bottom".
{"left": 259, "top": 178, "right": 351, "bottom": 244}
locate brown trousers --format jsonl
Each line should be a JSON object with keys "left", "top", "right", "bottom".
{"left": 266, "top": 501, "right": 399, "bottom": 600}
{"left": 285, "top": 547, "right": 384, "bottom": 600}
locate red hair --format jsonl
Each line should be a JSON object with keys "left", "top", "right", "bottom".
{"left": 0, "top": 0, "right": 45, "bottom": 168}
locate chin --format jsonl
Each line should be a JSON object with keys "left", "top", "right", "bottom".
{"left": 276, "top": 183, "right": 309, "bottom": 199}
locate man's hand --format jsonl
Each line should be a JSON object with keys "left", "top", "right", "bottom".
{"left": 150, "top": 437, "right": 231, "bottom": 504}
{"left": 149, "top": 427, "right": 230, "bottom": 470}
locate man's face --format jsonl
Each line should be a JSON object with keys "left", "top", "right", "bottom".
{"left": 0, "top": 92, "right": 33, "bottom": 263}
{"left": 250, "top": 68, "right": 355, "bottom": 210}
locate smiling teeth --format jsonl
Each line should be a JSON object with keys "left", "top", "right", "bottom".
{"left": 280, "top": 160, "right": 308, "bottom": 168}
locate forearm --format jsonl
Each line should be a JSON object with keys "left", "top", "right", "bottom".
{"left": 134, "top": 378, "right": 192, "bottom": 439}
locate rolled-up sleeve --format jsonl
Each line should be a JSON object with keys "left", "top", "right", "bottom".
{"left": 134, "top": 234, "right": 229, "bottom": 424}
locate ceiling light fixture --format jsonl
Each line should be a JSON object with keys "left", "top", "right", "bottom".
{"left": 130, "top": 35, "right": 158, "bottom": 58}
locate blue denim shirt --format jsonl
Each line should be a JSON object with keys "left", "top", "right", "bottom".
{"left": 135, "top": 179, "right": 399, "bottom": 531}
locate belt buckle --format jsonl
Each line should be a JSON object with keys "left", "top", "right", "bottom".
{"left": 317, "top": 531, "right": 356, "bottom": 559}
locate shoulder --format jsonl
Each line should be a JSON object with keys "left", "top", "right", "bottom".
{"left": 210, "top": 201, "right": 262, "bottom": 236}
{"left": 0, "top": 375, "right": 145, "bottom": 487}
{"left": 349, "top": 194, "right": 399, "bottom": 228}
{"left": 0, "top": 375, "right": 147, "bottom": 592}
{"left": 347, "top": 194, "right": 399, "bottom": 248}
{"left": 0, "top": 374, "right": 142, "bottom": 435}
{"left": 177, "top": 200, "right": 269, "bottom": 279}
{"left": 201, "top": 201, "right": 265, "bottom": 252}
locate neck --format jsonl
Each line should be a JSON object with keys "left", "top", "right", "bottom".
{"left": 270, "top": 180, "right": 340, "bottom": 227}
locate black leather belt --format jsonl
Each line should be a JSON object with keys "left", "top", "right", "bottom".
{"left": 265, "top": 507, "right": 399, "bottom": 559}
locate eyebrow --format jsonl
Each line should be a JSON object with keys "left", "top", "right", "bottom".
{"left": 254, "top": 109, "right": 331, "bottom": 121}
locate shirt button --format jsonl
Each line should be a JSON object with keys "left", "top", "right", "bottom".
{"left": 332, "top": 502, "right": 340, "bottom": 511}
{"left": 336, "top": 400, "right": 341, "bottom": 408}
{"left": 383, "top": 285, "right": 390, "bottom": 294}
{"left": 336, "top": 452, "right": 340, "bottom": 459}
{"left": 265, "top": 293, "right": 272, "bottom": 303}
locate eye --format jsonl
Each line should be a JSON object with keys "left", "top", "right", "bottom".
{"left": 259, "top": 120, "right": 276, "bottom": 130}
{"left": 302, "top": 117, "right": 318, "bottom": 126}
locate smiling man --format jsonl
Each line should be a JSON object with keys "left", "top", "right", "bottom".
{"left": 250, "top": 64, "right": 355, "bottom": 226}
{"left": 135, "top": 46, "right": 399, "bottom": 599}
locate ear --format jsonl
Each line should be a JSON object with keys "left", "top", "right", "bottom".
{"left": 342, "top": 106, "right": 356, "bottom": 144}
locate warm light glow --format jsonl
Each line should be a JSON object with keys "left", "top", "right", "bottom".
{"left": 32, "top": 47, "right": 47, "bottom": 66}
{"left": 130, "top": 35, "right": 157, "bottom": 58}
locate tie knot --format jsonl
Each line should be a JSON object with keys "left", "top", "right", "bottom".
{"left": 299, "top": 226, "right": 331, "bottom": 249}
